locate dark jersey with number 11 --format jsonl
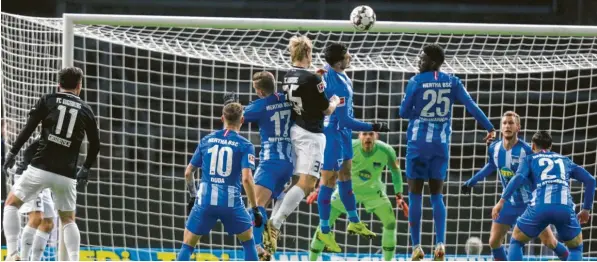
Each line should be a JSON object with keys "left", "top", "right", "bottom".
{"left": 10, "top": 92, "right": 100, "bottom": 179}
{"left": 282, "top": 66, "right": 329, "bottom": 133}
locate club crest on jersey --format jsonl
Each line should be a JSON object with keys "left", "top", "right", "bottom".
{"left": 317, "top": 81, "right": 326, "bottom": 93}
{"left": 511, "top": 156, "right": 520, "bottom": 164}
{"left": 248, "top": 154, "right": 255, "bottom": 165}
{"left": 500, "top": 167, "right": 514, "bottom": 178}
{"left": 373, "top": 162, "right": 382, "bottom": 169}
{"left": 338, "top": 97, "right": 346, "bottom": 107}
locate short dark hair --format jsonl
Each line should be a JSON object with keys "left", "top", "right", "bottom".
{"left": 423, "top": 44, "right": 445, "bottom": 66}
{"left": 532, "top": 131, "right": 552, "bottom": 150}
{"left": 324, "top": 42, "right": 348, "bottom": 66}
{"left": 252, "top": 71, "right": 276, "bottom": 95}
{"left": 58, "top": 67, "right": 83, "bottom": 90}
{"left": 223, "top": 102, "right": 243, "bottom": 125}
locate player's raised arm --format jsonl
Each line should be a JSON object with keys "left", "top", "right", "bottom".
{"left": 462, "top": 144, "right": 498, "bottom": 194}
{"left": 399, "top": 79, "right": 417, "bottom": 119}
{"left": 453, "top": 77, "right": 496, "bottom": 143}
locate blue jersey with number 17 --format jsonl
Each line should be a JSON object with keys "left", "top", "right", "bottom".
{"left": 189, "top": 129, "right": 256, "bottom": 208}
{"left": 399, "top": 71, "right": 494, "bottom": 154}
{"left": 244, "top": 92, "right": 293, "bottom": 162}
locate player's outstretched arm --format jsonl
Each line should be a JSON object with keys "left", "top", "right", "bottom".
{"left": 398, "top": 79, "right": 416, "bottom": 119}
{"left": 453, "top": 77, "right": 496, "bottom": 142}
{"left": 462, "top": 162, "right": 497, "bottom": 194}
{"left": 82, "top": 113, "right": 101, "bottom": 170}
{"left": 5, "top": 97, "right": 48, "bottom": 166}
{"left": 243, "top": 101, "right": 263, "bottom": 123}
{"left": 569, "top": 164, "right": 596, "bottom": 215}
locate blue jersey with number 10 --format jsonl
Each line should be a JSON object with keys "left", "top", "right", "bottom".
{"left": 399, "top": 71, "right": 493, "bottom": 149}
{"left": 244, "top": 92, "right": 293, "bottom": 162}
{"left": 189, "top": 129, "right": 256, "bottom": 208}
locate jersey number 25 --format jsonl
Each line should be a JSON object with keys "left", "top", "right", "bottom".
{"left": 421, "top": 89, "right": 450, "bottom": 118}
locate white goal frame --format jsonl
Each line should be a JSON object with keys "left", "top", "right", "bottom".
{"left": 57, "top": 13, "right": 597, "bottom": 261}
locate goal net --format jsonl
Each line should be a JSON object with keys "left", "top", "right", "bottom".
{"left": 2, "top": 12, "right": 596, "bottom": 261}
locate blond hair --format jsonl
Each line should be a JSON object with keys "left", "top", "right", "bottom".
{"left": 223, "top": 102, "right": 244, "bottom": 126}
{"left": 503, "top": 111, "right": 521, "bottom": 125}
{"left": 252, "top": 71, "right": 276, "bottom": 94}
{"left": 289, "top": 35, "right": 312, "bottom": 63}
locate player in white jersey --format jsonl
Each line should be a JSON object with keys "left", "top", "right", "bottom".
{"left": 7, "top": 137, "right": 56, "bottom": 261}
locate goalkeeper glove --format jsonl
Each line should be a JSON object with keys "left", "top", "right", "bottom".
{"left": 252, "top": 206, "right": 263, "bottom": 227}
{"left": 187, "top": 197, "right": 196, "bottom": 215}
{"left": 76, "top": 167, "right": 89, "bottom": 191}
{"left": 306, "top": 187, "right": 319, "bottom": 205}
{"left": 3, "top": 152, "right": 15, "bottom": 170}
{"left": 395, "top": 193, "right": 409, "bottom": 218}
{"left": 372, "top": 122, "right": 389, "bottom": 132}
{"left": 223, "top": 92, "right": 239, "bottom": 105}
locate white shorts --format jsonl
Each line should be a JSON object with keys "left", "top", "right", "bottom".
{"left": 12, "top": 165, "right": 77, "bottom": 212}
{"left": 290, "top": 124, "right": 326, "bottom": 178}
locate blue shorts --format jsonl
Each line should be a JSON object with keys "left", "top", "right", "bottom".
{"left": 405, "top": 155, "right": 448, "bottom": 181}
{"left": 254, "top": 160, "right": 294, "bottom": 199}
{"left": 516, "top": 205, "right": 581, "bottom": 242}
{"left": 186, "top": 203, "right": 252, "bottom": 236}
{"left": 494, "top": 203, "right": 526, "bottom": 227}
{"left": 323, "top": 129, "right": 353, "bottom": 171}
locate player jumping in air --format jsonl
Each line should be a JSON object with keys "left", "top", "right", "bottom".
{"left": 262, "top": 35, "right": 341, "bottom": 255}
{"left": 307, "top": 131, "right": 407, "bottom": 261}
{"left": 177, "top": 102, "right": 262, "bottom": 261}
{"left": 6, "top": 137, "right": 57, "bottom": 261}
{"left": 317, "top": 42, "right": 390, "bottom": 252}
{"left": 240, "top": 71, "right": 294, "bottom": 260}
{"left": 399, "top": 44, "right": 495, "bottom": 261}
{"left": 2, "top": 67, "right": 101, "bottom": 261}
{"left": 493, "top": 131, "right": 595, "bottom": 261}
{"left": 461, "top": 111, "right": 569, "bottom": 261}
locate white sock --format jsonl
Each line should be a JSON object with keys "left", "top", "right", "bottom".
{"left": 20, "top": 225, "right": 37, "bottom": 260}
{"left": 63, "top": 222, "right": 81, "bottom": 261}
{"left": 3, "top": 206, "right": 21, "bottom": 257}
{"left": 271, "top": 186, "right": 305, "bottom": 230}
{"left": 271, "top": 192, "right": 286, "bottom": 218}
{"left": 30, "top": 230, "right": 50, "bottom": 261}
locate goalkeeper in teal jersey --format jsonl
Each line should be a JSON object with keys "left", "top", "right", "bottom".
{"left": 307, "top": 132, "right": 407, "bottom": 261}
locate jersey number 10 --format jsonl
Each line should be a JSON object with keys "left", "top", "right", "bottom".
{"left": 55, "top": 105, "right": 78, "bottom": 138}
{"left": 208, "top": 145, "right": 233, "bottom": 177}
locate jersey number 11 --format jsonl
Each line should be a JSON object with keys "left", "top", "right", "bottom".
{"left": 55, "top": 105, "right": 78, "bottom": 139}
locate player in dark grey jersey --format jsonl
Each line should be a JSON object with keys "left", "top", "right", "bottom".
{"left": 2, "top": 67, "right": 100, "bottom": 261}
{"left": 262, "top": 35, "right": 340, "bottom": 255}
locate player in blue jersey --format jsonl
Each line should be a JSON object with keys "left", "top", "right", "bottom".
{"left": 242, "top": 71, "right": 294, "bottom": 260}
{"left": 316, "top": 42, "right": 389, "bottom": 252}
{"left": 399, "top": 44, "right": 496, "bottom": 261}
{"left": 493, "top": 131, "right": 595, "bottom": 261}
{"left": 462, "top": 111, "right": 569, "bottom": 261}
{"left": 177, "top": 102, "right": 262, "bottom": 261}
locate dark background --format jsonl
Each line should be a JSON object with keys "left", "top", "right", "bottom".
{"left": 2, "top": 0, "right": 596, "bottom": 259}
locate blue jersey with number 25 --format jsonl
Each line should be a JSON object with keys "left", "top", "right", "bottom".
{"left": 189, "top": 129, "right": 256, "bottom": 208}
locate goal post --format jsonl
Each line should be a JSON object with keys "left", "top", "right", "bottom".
{"left": 2, "top": 11, "right": 596, "bottom": 261}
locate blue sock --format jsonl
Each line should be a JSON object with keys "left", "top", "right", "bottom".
{"left": 553, "top": 242, "right": 569, "bottom": 261}
{"left": 491, "top": 246, "right": 507, "bottom": 261}
{"left": 408, "top": 192, "right": 422, "bottom": 246}
{"left": 241, "top": 238, "right": 258, "bottom": 261}
{"left": 338, "top": 180, "right": 359, "bottom": 223}
{"left": 318, "top": 185, "right": 335, "bottom": 234}
{"left": 430, "top": 194, "right": 446, "bottom": 244}
{"left": 567, "top": 244, "right": 583, "bottom": 261}
{"left": 176, "top": 243, "right": 194, "bottom": 261}
{"left": 249, "top": 206, "right": 268, "bottom": 246}
{"left": 507, "top": 239, "right": 525, "bottom": 261}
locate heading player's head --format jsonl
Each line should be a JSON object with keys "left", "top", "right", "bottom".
{"left": 359, "top": 131, "right": 378, "bottom": 152}
{"left": 324, "top": 42, "right": 351, "bottom": 71}
{"left": 419, "top": 44, "right": 444, "bottom": 72}
{"left": 531, "top": 130, "right": 552, "bottom": 152}
{"left": 501, "top": 111, "right": 521, "bottom": 140}
{"left": 221, "top": 102, "right": 244, "bottom": 130}
{"left": 58, "top": 67, "right": 84, "bottom": 95}
{"left": 289, "top": 35, "right": 313, "bottom": 68}
{"left": 252, "top": 71, "right": 276, "bottom": 98}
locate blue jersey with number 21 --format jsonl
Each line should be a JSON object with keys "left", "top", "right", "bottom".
{"left": 189, "top": 129, "right": 256, "bottom": 208}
